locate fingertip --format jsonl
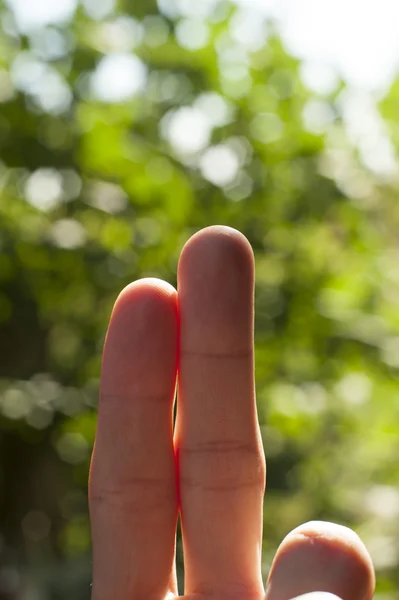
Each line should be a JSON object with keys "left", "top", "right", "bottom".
{"left": 178, "top": 225, "right": 254, "bottom": 279}
{"left": 266, "top": 521, "right": 375, "bottom": 600}
{"left": 177, "top": 226, "right": 255, "bottom": 354}
{"left": 108, "top": 278, "right": 178, "bottom": 340}
{"left": 113, "top": 277, "right": 177, "bottom": 313}
{"left": 182, "top": 224, "right": 253, "bottom": 248}
{"left": 284, "top": 520, "right": 375, "bottom": 584}
{"left": 102, "top": 277, "right": 178, "bottom": 398}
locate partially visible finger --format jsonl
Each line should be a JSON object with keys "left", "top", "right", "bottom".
{"left": 89, "top": 279, "right": 179, "bottom": 600}
{"left": 265, "top": 521, "right": 375, "bottom": 600}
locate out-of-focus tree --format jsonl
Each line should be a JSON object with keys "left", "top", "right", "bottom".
{"left": 1, "top": 0, "right": 399, "bottom": 597}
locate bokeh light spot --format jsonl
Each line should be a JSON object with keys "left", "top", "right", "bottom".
{"left": 50, "top": 219, "right": 87, "bottom": 249}
{"left": 250, "top": 112, "right": 283, "bottom": 143}
{"left": 175, "top": 18, "right": 209, "bottom": 50}
{"left": 200, "top": 144, "right": 240, "bottom": 186}
{"left": 162, "top": 106, "right": 212, "bottom": 154}
{"left": 24, "top": 169, "right": 63, "bottom": 212}
{"left": 91, "top": 53, "right": 147, "bottom": 103}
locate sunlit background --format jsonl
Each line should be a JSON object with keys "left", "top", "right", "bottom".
{"left": 1, "top": 0, "right": 399, "bottom": 597}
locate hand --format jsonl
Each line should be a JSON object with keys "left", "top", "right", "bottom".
{"left": 89, "top": 226, "right": 375, "bottom": 600}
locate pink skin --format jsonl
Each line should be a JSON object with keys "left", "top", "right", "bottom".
{"left": 89, "top": 226, "right": 375, "bottom": 600}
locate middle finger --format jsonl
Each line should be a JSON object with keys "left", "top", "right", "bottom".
{"left": 175, "top": 226, "right": 266, "bottom": 598}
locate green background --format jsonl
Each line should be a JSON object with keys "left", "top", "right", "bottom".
{"left": 1, "top": 0, "right": 399, "bottom": 597}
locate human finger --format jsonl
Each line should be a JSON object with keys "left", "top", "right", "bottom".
{"left": 265, "top": 521, "right": 375, "bottom": 600}
{"left": 89, "top": 279, "right": 179, "bottom": 600}
{"left": 176, "top": 226, "right": 265, "bottom": 598}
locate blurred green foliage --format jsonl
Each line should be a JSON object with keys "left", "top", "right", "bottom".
{"left": 1, "top": 0, "right": 399, "bottom": 597}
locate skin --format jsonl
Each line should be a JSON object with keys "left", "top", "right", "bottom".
{"left": 89, "top": 226, "right": 375, "bottom": 600}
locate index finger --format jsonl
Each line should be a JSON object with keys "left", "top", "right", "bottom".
{"left": 89, "top": 279, "right": 179, "bottom": 600}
